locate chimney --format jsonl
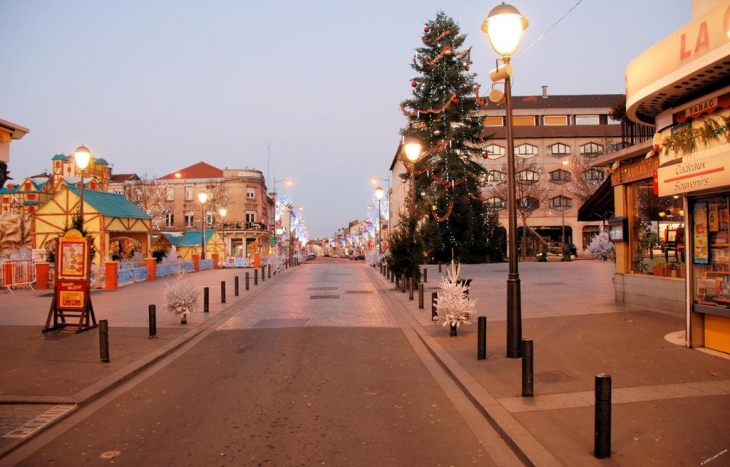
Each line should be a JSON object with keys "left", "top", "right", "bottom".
{"left": 542, "top": 85, "right": 548, "bottom": 98}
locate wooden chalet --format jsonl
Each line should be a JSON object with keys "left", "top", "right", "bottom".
{"left": 175, "top": 230, "right": 224, "bottom": 261}
{"left": 33, "top": 186, "right": 152, "bottom": 265}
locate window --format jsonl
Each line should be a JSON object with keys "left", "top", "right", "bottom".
{"left": 483, "top": 144, "right": 505, "bottom": 160}
{"left": 517, "top": 196, "right": 540, "bottom": 212}
{"left": 486, "top": 197, "right": 506, "bottom": 210}
{"left": 575, "top": 115, "right": 600, "bottom": 125}
{"left": 517, "top": 169, "right": 539, "bottom": 183}
{"left": 513, "top": 116, "right": 535, "bottom": 126}
{"left": 544, "top": 115, "right": 568, "bottom": 125}
{"left": 549, "top": 169, "right": 571, "bottom": 184}
{"left": 487, "top": 170, "right": 505, "bottom": 185}
{"left": 547, "top": 143, "right": 571, "bottom": 158}
{"left": 206, "top": 211, "right": 213, "bottom": 226}
{"left": 483, "top": 116, "right": 503, "bottom": 126}
{"left": 582, "top": 168, "right": 606, "bottom": 182}
{"left": 166, "top": 187, "right": 174, "bottom": 201}
{"left": 580, "top": 142, "right": 604, "bottom": 159}
{"left": 247, "top": 188, "right": 256, "bottom": 199}
{"left": 515, "top": 144, "right": 538, "bottom": 159}
{"left": 550, "top": 196, "right": 572, "bottom": 210}
{"left": 184, "top": 212, "right": 194, "bottom": 228}
{"left": 112, "top": 188, "right": 123, "bottom": 195}
{"left": 185, "top": 187, "right": 193, "bottom": 201}
{"left": 165, "top": 213, "right": 174, "bottom": 228}
{"left": 245, "top": 211, "right": 256, "bottom": 223}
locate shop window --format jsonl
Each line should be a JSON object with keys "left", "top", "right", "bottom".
{"left": 691, "top": 196, "right": 729, "bottom": 309}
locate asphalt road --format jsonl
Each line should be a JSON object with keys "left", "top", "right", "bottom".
{"left": 13, "top": 260, "right": 518, "bottom": 466}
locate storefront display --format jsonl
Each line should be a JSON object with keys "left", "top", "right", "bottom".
{"left": 691, "top": 196, "right": 730, "bottom": 308}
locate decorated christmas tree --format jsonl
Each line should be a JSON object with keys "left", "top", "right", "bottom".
{"left": 399, "top": 11, "right": 501, "bottom": 264}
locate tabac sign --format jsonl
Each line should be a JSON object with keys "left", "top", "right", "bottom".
{"left": 657, "top": 150, "right": 730, "bottom": 196}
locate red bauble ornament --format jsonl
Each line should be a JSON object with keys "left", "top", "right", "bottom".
{"left": 424, "top": 26, "right": 430, "bottom": 33}
{"left": 465, "top": 66, "right": 470, "bottom": 71}
{"left": 411, "top": 81, "right": 417, "bottom": 88}
{"left": 452, "top": 97, "right": 460, "bottom": 105}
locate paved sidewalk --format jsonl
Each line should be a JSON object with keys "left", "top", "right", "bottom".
{"left": 371, "top": 260, "right": 730, "bottom": 466}
{"left": 1, "top": 259, "right": 730, "bottom": 466}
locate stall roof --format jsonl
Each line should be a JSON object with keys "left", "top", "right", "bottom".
{"left": 578, "top": 178, "right": 614, "bottom": 222}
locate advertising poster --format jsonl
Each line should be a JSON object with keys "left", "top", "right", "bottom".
{"left": 57, "top": 281, "right": 87, "bottom": 310}
{"left": 58, "top": 238, "right": 88, "bottom": 279}
{"left": 693, "top": 202, "right": 709, "bottom": 264}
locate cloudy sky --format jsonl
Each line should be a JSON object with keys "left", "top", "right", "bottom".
{"left": 1, "top": 0, "right": 690, "bottom": 237}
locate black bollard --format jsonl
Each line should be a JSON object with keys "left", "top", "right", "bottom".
{"left": 234, "top": 276, "right": 239, "bottom": 296}
{"left": 401, "top": 274, "right": 407, "bottom": 293}
{"left": 204, "top": 287, "right": 209, "bottom": 312}
{"left": 221, "top": 281, "right": 226, "bottom": 304}
{"left": 438, "top": 262, "right": 442, "bottom": 273}
{"left": 254, "top": 269, "right": 258, "bottom": 286}
{"left": 148, "top": 305, "right": 157, "bottom": 339}
{"left": 245, "top": 272, "right": 250, "bottom": 290}
{"left": 99, "top": 319, "right": 110, "bottom": 362}
{"left": 418, "top": 283, "right": 424, "bottom": 309}
{"left": 477, "top": 316, "right": 487, "bottom": 360}
{"left": 431, "top": 292, "right": 438, "bottom": 320}
{"left": 261, "top": 266, "right": 266, "bottom": 282}
{"left": 408, "top": 278, "right": 414, "bottom": 300}
{"left": 522, "top": 339, "right": 534, "bottom": 397}
{"left": 423, "top": 268, "right": 427, "bottom": 283}
{"left": 595, "top": 374, "right": 612, "bottom": 459}
{"left": 268, "top": 264, "right": 271, "bottom": 278}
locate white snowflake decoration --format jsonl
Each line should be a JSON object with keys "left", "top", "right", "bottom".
{"left": 365, "top": 249, "right": 382, "bottom": 266}
{"left": 436, "top": 259, "right": 476, "bottom": 329}
{"left": 268, "top": 253, "right": 286, "bottom": 273}
{"left": 587, "top": 230, "right": 615, "bottom": 260}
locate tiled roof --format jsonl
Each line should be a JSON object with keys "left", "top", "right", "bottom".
{"left": 158, "top": 162, "right": 224, "bottom": 180}
{"left": 484, "top": 94, "right": 624, "bottom": 111}
{"left": 110, "top": 173, "right": 141, "bottom": 183}
{"left": 52, "top": 154, "right": 67, "bottom": 161}
{"left": 95, "top": 158, "right": 109, "bottom": 165}
{"left": 66, "top": 186, "right": 152, "bottom": 220}
{"left": 176, "top": 230, "right": 214, "bottom": 247}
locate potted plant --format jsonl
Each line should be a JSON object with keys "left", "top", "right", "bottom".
{"left": 652, "top": 259, "right": 666, "bottom": 276}
{"left": 435, "top": 258, "right": 476, "bottom": 336}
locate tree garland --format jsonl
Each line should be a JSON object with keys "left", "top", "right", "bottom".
{"left": 400, "top": 92, "right": 457, "bottom": 117}
{"left": 662, "top": 116, "right": 730, "bottom": 156}
{"left": 431, "top": 201, "right": 454, "bottom": 222}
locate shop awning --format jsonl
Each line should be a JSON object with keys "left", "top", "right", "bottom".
{"left": 578, "top": 178, "right": 614, "bottom": 222}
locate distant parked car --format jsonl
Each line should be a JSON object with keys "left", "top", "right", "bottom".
{"left": 306, "top": 254, "right": 316, "bottom": 261}
{"left": 563, "top": 243, "right": 577, "bottom": 260}
{"left": 353, "top": 254, "right": 365, "bottom": 261}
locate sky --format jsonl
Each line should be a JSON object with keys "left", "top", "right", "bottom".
{"left": 1, "top": 0, "right": 692, "bottom": 238}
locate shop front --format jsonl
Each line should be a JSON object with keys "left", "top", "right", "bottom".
{"left": 620, "top": 0, "right": 730, "bottom": 354}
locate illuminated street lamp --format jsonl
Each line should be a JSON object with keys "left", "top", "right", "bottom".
{"left": 219, "top": 207, "right": 227, "bottom": 255}
{"left": 483, "top": 2, "right": 529, "bottom": 358}
{"left": 73, "top": 145, "right": 92, "bottom": 221}
{"left": 198, "top": 191, "right": 208, "bottom": 259}
{"left": 403, "top": 140, "right": 422, "bottom": 283}
{"left": 374, "top": 186, "right": 384, "bottom": 251}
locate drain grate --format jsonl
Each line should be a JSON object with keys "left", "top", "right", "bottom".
{"left": 309, "top": 295, "right": 341, "bottom": 299}
{"left": 3, "top": 405, "right": 75, "bottom": 439}
{"left": 345, "top": 291, "right": 372, "bottom": 295}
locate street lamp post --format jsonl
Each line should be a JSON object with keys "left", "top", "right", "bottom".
{"left": 404, "top": 140, "right": 422, "bottom": 281}
{"left": 198, "top": 191, "right": 208, "bottom": 259}
{"left": 73, "top": 145, "right": 92, "bottom": 222}
{"left": 219, "top": 207, "right": 227, "bottom": 255}
{"left": 483, "top": 2, "right": 529, "bottom": 359}
{"left": 374, "top": 186, "right": 384, "bottom": 252}
{"left": 561, "top": 159, "right": 569, "bottom": 245}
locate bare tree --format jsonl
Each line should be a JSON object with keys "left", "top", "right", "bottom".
{"left": 485, "top": 158, "right": 552, "bottom": 258}
{"left": 201, "top": 180, "right": 230, "bottom": 228}
{"left": 123, "top": 176, "right": 168, "bottom": 230}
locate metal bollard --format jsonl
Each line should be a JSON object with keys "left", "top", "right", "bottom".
{"left": 204, "top": 287, "right": 209, "bottom": 312}
{"left": 254, "top": 269, "right": 258, "bottom": 286}
{"left": 477, "top": 316, "right": 487, "bottom": 360}
{"left": 438, "top": 262, "right": 442, "bottom": 273}
{"left": 99, "top": 319, "right": 110, "bottom": 362}
{"left": 521, "top": 339, "right": 534, "bottom": 397}
{"left": 401, "top": 275, "right": 407, "bottom": 293}
{"left": 431, "top": 292, "right": 438, "bottom": 320}
{"left": 235, "top": 276, "right": 239, "bottom": 296}
{"left": 418, "top": 283, "right": 424, "bottom": 309}
{"left": 595, "top": 374, "right": 612, "bottom": 459}
{"left": 408, "top": 278, "right": 414, "bottom": 300}
{"left": 261, "top": 266, "right": 266, "bottom": 282}
{"left": 221, "top": 281, "right": 226, "bottom": 303}
{"left": 148, "top": 305, "right": 157, "bottom": 339}
{"left": 245, "top": 272, "right": 250, "bottom": 290}
{"left": 423, "top": 268, "right": 427, "bottom": 283}
{"left": 268, "top": 264, "right": 271, "bottom": 278}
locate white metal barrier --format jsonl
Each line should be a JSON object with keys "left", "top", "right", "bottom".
{"left": 2, "top": 260, "right": 36, "bottom": 293}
